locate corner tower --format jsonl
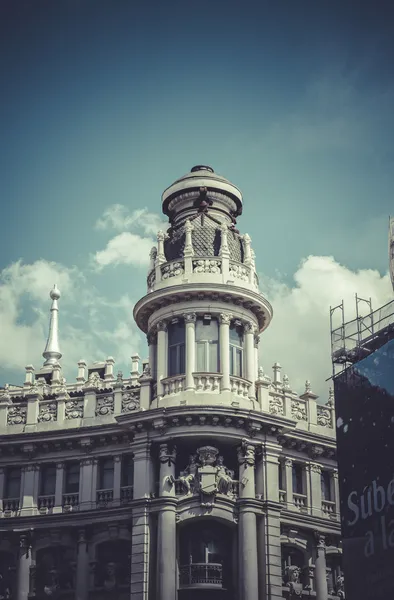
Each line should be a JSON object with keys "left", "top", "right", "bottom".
{"left": 134, "top": 166, "right": 273, "bottom": 409}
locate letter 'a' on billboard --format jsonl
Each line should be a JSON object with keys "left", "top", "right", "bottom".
{"left": 334, "top": 335, "right": 394, "bottom": 600}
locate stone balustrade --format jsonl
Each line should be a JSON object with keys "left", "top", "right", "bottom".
{"left": 193, "top": 373, "right": 222, "bottom": 392}
{"left": 293, "top": 492, "right": 308, "bottom": 511}
{"left": 230, "top": 376, "right": 251, "bottom": 397}
{"left": 162, "top": 375, "right": 186, "bottom": 397}
{"left": 147, "top": 255, "right": 260, "bottom": 293}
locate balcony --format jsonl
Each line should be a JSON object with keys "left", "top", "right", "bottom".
{"left": 179, "top": 563, "right": 223, "bottom": 589}
{"left": 293, "top": 493, "right": 308, "bottom": 511}
{"left": 96, "top": 489, "right": 113, "bottom": 507}
{"left": 322, "top": 499, "right": 336, "bottom": 517}
{"left": 120, "top": 485, "right": 133, "bottom": 504}
{"left": 2, "top": 498, "right": 19, "bottom": 516}
{"left": 37, "top": 494, "right": 55, "bottom": 514}
{"left": 62, "top": 493, "right": 79, "bottom": 512}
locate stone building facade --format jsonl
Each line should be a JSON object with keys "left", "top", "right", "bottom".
{"left": 0, "top": 166, "right": 343, "bottom": 600}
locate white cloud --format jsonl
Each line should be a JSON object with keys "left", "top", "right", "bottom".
{"left": 93, "top": 232, "right": 155, "bottom": 269}
{"left": 259, "top": 256, "right": 393, "bottom": 401}
{"left": 95, "top": 204, "right": 167, "bottom": 236}
{"left": 93, "top": 205, "right": 167, "bottom": 269}
{"left": 0, "top": 260, "right": 143, "bottom": 385}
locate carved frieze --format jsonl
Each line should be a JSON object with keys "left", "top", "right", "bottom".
{"left": 192, "top": 259, "right": 221, "bottom": 274}
{"left": 317, "top": 406, "right": 333, "bottom": 428}
{"left": 161, "top": 261, "right": 184, "bottom": 279}
{"left": 269, "top": 395, "right": 284, "bottom": 416}
{"left": 7, "top": 404, "right": 27, "bottom": 426}
{"left": 121, "top": 391, "right": 139, "bottom": 413}
{"left": 95, "top": 395, "right": 114, "bottom": 416}
{"left": 38, "top": 402, "right": 57, "bottom": 423}
{"left": 65, "top": 399, "right": 84, "bottom": 420}
{"left": 229, "top": 262, "right": 249, "bottom": 281}
{"left": 291, "top": 400, "right": 308, "bottom": 421}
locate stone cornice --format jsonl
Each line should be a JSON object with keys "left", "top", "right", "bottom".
{"left": 133, "top": 283, "right": 272, "bottom": 334}
{"left": 280, "top": 509, "right": 341, "bottom": 535}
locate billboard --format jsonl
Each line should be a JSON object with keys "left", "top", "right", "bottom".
{"left": 334, "top": 336, "right": 394, "bottom": 599}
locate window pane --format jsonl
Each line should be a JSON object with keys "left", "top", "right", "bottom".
{"left": 168, "top": 322, "right": 185, "bottom": 346}
{"left": 100, "top": 458, "right": 114, "bottom": 490}
{"left": 121, "top": 456, "right": 134, "bottom": 487}
{"left": 278, "top": 464, "right": 283, "bottom": 490}
{"left": 6, "top": 467, "right": 21, "bottom": 498}
{"left": 65, "top": 463, "right": 80, "bottom": 493}
{"left": 196, "top": 318, "right": 219, "bottom": 342}
{"left": 292, "top": 465, "right": 303, "bottom": 495}
{"left": 196, "top": 342, "right": 206, "bottom": 371}
{"left": 209, "top": 342, "right": 219, "bottom": 373}
{"left": 321, "top": 472, "right": 331, "bottom": 501}
{"left": 179, "top": 343, "right": 185, "bottom": 374}
{"left": 236, "top": 349, "right": 242, "bottom": 377}
{"left": 41, "top": 465, "right": 56, "bottom": 496}
{"left": 230, "top": 323, "right": 243, "bottom": 346}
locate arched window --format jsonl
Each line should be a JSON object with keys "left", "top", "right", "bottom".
{"left": 229, "top": 321, "right": 244, "bottom": 377}
{"left": 168, "top": 319, "right": 185, "bottom": 376}
{"left": 196, "top": 317, "right": 219, "bottom": 372}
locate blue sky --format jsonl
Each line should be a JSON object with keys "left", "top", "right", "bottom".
{"left": 1, "top": 0, "right": 394, "bottom": 397}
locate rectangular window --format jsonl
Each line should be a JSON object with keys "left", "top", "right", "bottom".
{"left": 5, "top": 467, "right": 21, "bottom": 499}
{"left": 40, "top": 464, "right": 56, "bottom": 496}
{"left": 321, "top": 470, "right": 332, "bottom": 501}
{"left": 65, "top": 462, "right": 80, "bottom": 494}
{"left": 168, "top": 320, "right": 185, "bottom": 376}
{"left": 196, "top": 317, "right": 219, "bottom": 372}
{"left": 229, "top": 322, "right": 244, "bottom": 377}
{"left": 99, "top": 458, "right": 114, "bottom": 490}
{"left": 292, "top": 463, "right": 304, "bottom": 495}
{"left": 121, "top": 455, "right": 134, "bottom": 488}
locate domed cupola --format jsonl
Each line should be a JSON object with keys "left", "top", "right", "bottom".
{"left": 163, "top": 166, "right": 244, "bottom": 264}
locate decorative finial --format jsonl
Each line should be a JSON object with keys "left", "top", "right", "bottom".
{"left": 305, "top": 380, "right": 311, "bottom": 393}
{"left": 42, "top": 285, "right": 62, "bottom": 366}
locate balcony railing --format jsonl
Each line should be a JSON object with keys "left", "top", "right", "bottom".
{"left": 179, "top": 563, "right": 223, "bottom": 588}
{"left": 120, "top": 485, "right": 133, "bottom": 504}
{"left": 62, "top": 493, "right": 79, "bottom": 512}
{"left": 2, "top": 498, "right": 20, "bottom": 515}
{"left": 37, "top": 494, "right": 55, "bottom": 513}
{"left": 230, "top": 376, "right": 251, "bottom": 397}
{"left": 293, "top": 493, "right": 308, "bottom": 510}
{"left": 279, "top": 490, "right": 286, "bottom": 503}
{"left": 96, "top": 489, "right": 113, "bottom": 506}
{"left": 162, "top": 375, "right": 186, "bottom": 397}
{"left": 322, "top": 499, "right": 336, "bottom": 516}
{"left": 194, "top": 373, "right": 222, "bottom": 392}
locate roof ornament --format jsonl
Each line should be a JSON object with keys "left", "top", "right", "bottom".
{"left": 42, "top": 285, "right": 62, "bottom": 367}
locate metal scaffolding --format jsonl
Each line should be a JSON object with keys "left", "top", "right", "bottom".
{"left": 330, "top": 295, "right": 394, "bottom": 378}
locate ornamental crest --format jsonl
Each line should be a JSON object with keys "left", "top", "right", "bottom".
{"left": 176, "top": 445, "right": 237, "bottom": 503}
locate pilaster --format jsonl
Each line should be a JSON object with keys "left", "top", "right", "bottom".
{"left": 132, "top": 435, "right": 153, "bottom": 498}
{"left": 75, "top": 529, "right": 89, "bottom": 600}
{"left": 156, "top": 321, "right": 168, "bottom": 399}
{"left": 184, "top": 312, "right": 196, "bottom": 391}
{"left": 284, "top": 458, "right": 293, "bottom": 508}
{"left": 219, "top": 313, "right": 232, "bottom": 391}
{"left": 244, "top": 322, "right": 256, "bottom": 400}
{"left": 53, "top": 462, "right": 65, "bottom": 514}
{"left": 157, "top": 444, "right": 177, "bottom": 600}
{"left": 309, "top": 463, "right": 322, "bottom": 517}
{"left": 16, "top": 533, "right": 32, "bottom": 600}
{"left": 314, "top": 533, "right": 328, "bottom": 600}
{"left": 21, "top": 464, "right": 39, "bottom": 515}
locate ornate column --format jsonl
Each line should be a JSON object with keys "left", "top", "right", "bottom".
{"left": 237, "top": 441, "right": 259, "bottom": 600}
{"left": 16, "top": 533, "right": 32, "bottom": 600}
{"left": 53, "top": 462, "right": 65, "bottom": 513}
{"left": 244, "top": 322, "right": 256, "bottom": 400}
{"left": 309, "top": 463, "right": 322, "bottom": 517}
{"left": 147, "top": 331, "right": 157, "bottom": 381}
{"left": 156, "top": 321, "right": 168, "bottom": 399}
{"left": 284, "top": 458, "right": 293, "bottom": 508}
{"left": 157, "top": 443, "right": 177, "bottom": 600}
{"left": 314, "top": 534, "right": 328, "bottom": 600}
{"left": 254, "top": 334, "right": 260, "bottom": 382}
{"left": 21, "top": 464, "right": 39, "bottom": 516}
{"left": 184, "top": 313, "right": 196, "bottom": 391}
{"left": 219, "top": 313, "right": 232, "bottom": 391}
{"left": 75, "top": 529, "right": 89, "bottom": 600}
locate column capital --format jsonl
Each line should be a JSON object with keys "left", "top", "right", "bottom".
{"left": 113, "top": 455, "right": 122, "bottom": 463}
{"left": 244, "top": 321, "right": 255, "bottom": 334}
{"left": 56, "top": 462, "right": 65, "bottom": 470}
{"left": 332, "top": 468, "right": 339, "bottom": 479}
{"left": 284, "top": 458, "right": 293, "bottom": 468}
{"left": 183, "top": 312, "right": 196, "bottom": 323}
{"left": 254, "top": 333, "right": 260, "bottom": 347}
{"left": 22, "top": 464, "right": 39, "bottom": 473}
{"left": 157, "top": 320, "right": 168, "bottom": 332}
{"left": 314, "top": 532, "right": 326, "bottom": 550}
{"left": 159, "top": 443, "right": 176, "bottom": 466}
{"left": 77, "top": 528, "right": 87, "bottom": 544}
{"left": 237, "top": 440, "right": 255, "bottom": 466}
{"left": 308, "top": 463, "right": 322, "bottom": 474}
{"left": 219, "top": 312, "right": 233, "bottom": 325}
{"left": 147, "top": 331, "right": 157, "bottom": 345}
{"left": 80, "top": 458, "right": 94, "bottom": 467}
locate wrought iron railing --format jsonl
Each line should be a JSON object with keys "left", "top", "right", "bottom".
{"left": 179, "top": 563, "right": 223, "bottom": 587}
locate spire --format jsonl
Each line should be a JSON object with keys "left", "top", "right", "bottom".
{"left": 43, "top": 284, "right": 62, "bottom": 366}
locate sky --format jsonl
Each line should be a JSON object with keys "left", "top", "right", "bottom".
{"left": 0, "top": 0, "right": 394, "bottom": 399}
